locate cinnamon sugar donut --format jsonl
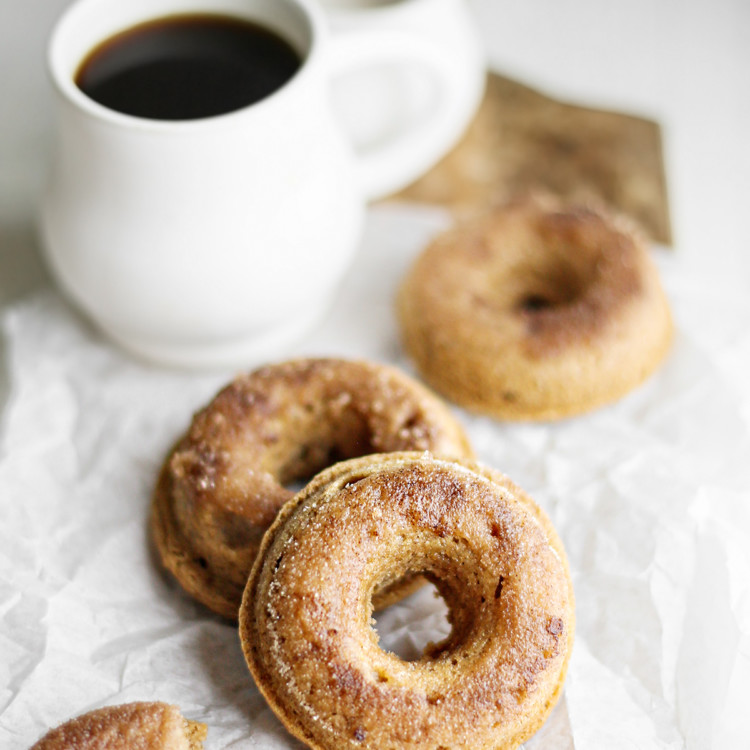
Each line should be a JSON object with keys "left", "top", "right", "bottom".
{"left": 30, "top": 702, "right": 206, "bottom": 749}
{"left": 152, "top": 358, "right": 473, "bottom": 620}
{"left": 397, "top": 196, "right": 673, "bottom": 420}
{"left": 240, "top": 452, "right": 574, "bottom": 750}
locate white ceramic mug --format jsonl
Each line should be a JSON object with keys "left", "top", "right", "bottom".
{"left": 321, "top": 0, "right": 487, "bottom": 198}
{"left": 40, "top": 0, "right": 476, "bottom": 368}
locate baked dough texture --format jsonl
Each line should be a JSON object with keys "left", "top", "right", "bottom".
{"left": 397, "top": 195, "right": 673, "bottom": 420}
{"left": 30, "top": 702, "right": 206, "bottom": 750}
{"left": 240, "top": 452, "right": 574, "bottom": 750}
{"left": 152, "top": 358, "right": 473, "bottom": 620}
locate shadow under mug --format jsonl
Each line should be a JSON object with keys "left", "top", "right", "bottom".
{"left": 40, "top": 0, "right": 477, "bottom": 369}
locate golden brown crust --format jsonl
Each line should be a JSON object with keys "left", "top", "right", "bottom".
{"left": 152, "top": 359, "right": 474, "bottom": 620}
{"left": 240, "top": 452, "right": 574, "bottom": 750}
{"left": 397, "top": 195, "right": 673, "bottom": 420}
{"left": 30, "top": 702, "right": 207, "bottom": 750}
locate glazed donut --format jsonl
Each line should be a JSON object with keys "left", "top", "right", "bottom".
{"left": 152, "top": 358, "right": 473, "bottom": 620}
{"left": 240, "top": 452, "right": 574, "bottom": 750}
{"left": 30, "top": 702, "right": 206, "bottom": 749}
{"left": 397, "top": 195, "right": 673, "bottom": 420}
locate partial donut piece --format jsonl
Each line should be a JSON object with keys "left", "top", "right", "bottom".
{"left": 397, "top": 195, "right": 673, "bottom": 420}
{"left": 30, "top": 702, "right": 206, "bottom": 750}
{"left": 240, "top": 452, "right": 574, "bottom": 750}
{"left": 152, "top": 358, "right": 473, "bottom": 620}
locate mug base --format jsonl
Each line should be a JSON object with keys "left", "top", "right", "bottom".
{"left": 98, "top": 308, "right": 329, "bottom": 370}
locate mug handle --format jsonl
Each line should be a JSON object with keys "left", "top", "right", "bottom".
{"left": 328, "top": 28, "right": 472, "bottom": 201}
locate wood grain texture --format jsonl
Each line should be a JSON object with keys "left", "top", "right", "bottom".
{"left": 390, "top": 73, "right": 671, "bottom": 246}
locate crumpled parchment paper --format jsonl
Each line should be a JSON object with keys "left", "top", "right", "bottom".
{"left": 1, "top": 205, "right": 748, "bottom": 748}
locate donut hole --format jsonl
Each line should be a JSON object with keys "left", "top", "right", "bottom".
{"left": 274, "top": 410, "right": 378, "bottom": 493}
{"left": 371, "top": 581, "right": 451, "bottom": 662}
{"left": 519, "top": 294, "right": 554, "bottom": 312}
{"left": 272, "top": 401, "right": 434, "bottom": 494}
{"left": 513, "top": 257, "right": 592, "bottom": 316}
{"left": 368, "top": 545, "right": 488, "bottom": 665}
{"left": 280, "top": 443, "right": 365, "bottom": 493}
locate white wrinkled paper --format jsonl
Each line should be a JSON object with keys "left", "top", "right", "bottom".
{"left": 1, "top": 205, "right": 749, "bottom": 749}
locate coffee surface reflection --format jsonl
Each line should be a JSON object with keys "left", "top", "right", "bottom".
{"left": 75, "top": 13, "right": 301, "bottom": 120}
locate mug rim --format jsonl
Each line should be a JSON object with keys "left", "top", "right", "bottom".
{"left": 47, "top": 0, "right": 325, "bottom": 132}
{"left": 320, "top": 0, "right": 436, "bottom": 20}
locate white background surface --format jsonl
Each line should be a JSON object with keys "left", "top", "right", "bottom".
{"left": 1, "top": 1, "right": 749, "bottom": 748}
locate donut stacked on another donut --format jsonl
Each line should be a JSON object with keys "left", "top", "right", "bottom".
{"left": 30, "top": 702, "right": 206, "bottom": 750}
{"left": 240, "top": 452, "right": 574, "bottom": 750}
{"left": 397, "top": 195, "right": 673, "bottom": 420}
{"left": 152, "top": 358, "right": 473, "bottom": 620}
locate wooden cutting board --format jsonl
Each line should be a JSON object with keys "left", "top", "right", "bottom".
{"left": 389, "top": 72, "right": 671, "bottom": 246}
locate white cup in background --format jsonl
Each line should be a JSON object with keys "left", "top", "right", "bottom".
{"left": 40, "top": 0, "right": 481, "bottom": 369}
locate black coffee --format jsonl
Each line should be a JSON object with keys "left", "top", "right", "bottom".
{"left": 75, "top": 14, "right": 302, "bottom": 120}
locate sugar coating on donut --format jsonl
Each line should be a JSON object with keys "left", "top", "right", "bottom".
{"left": 152, "top": 359, "right": 474, "bottom": 620}
{"left": 397, "top": 195, "right": 673, "bottom": 420}
{"left": 30, "top": 702, "right": 206, "bottom": 750}
{"left": 240, "top": 452, "right": 574, "bottom": 750}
